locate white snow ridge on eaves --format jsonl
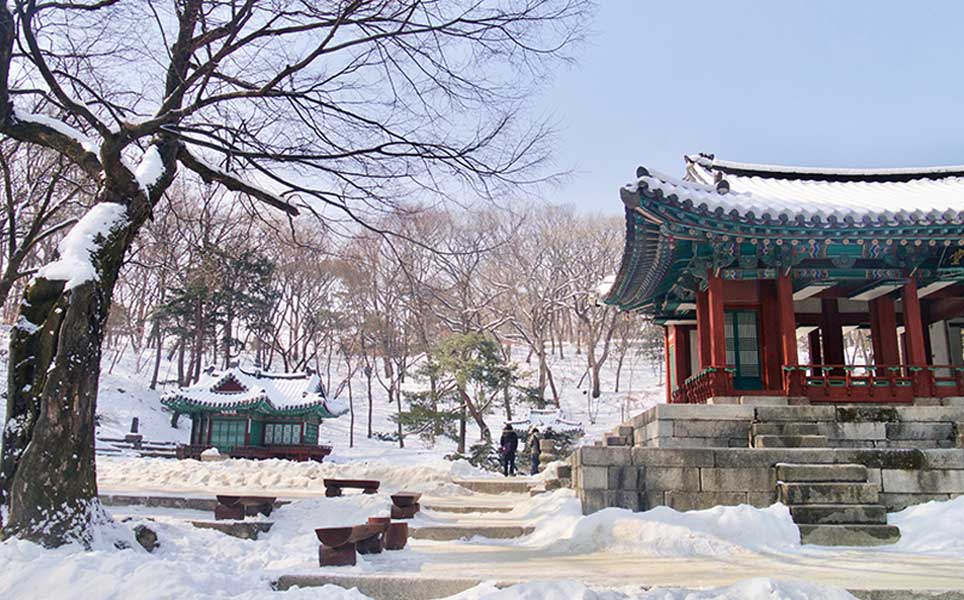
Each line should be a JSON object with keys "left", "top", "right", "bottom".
{"left": 625, "top": 157, "right": 964, "bottom": 225}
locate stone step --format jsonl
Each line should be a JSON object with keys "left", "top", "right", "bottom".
{"left": 100, "top": 493, "right": 289, "bottom": 511}
{"left": 423, "top": 504, "right": 513, "bottom": 514}
{"left": 776, "top": 463, "right": 868, "bottom": 483}
{"left": 604, "top": 435, "right": 631, "bottom": 447}
{"left": 789, "top": 504, "right": 888, "bottom": 525}
{"left": 191, "top": 520, "right": 274, "bottom": 540}
{"left": 452, "top": 479, "right": 534, "bottom": 495}
{"left": 614, "top": 425, "right": 634, "bottom": 438}
{"left": 410, "top": 525, "right": 534, "bottom": 541}
{"left": 798, "top": 524, "right": 901, "bottom": 546}
{"left": 753, "top": 435, "right": 828, "bottom": 448}
{"left": 752, "top": 422, "right": 821, "bottom": 437}
{"left": 275, "top": 575, "right": 515, "bottom": 599}
{"left": 778, "top": 482, "right": 879, "bottom": 505}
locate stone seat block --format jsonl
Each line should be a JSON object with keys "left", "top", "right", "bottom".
{"left": 789, "top": 504, "right": 887, "bottom": 525}
{"left": 754, "top": 406, "right": 836, "bottom": 421}
{"left": 778, "top": 482, "right": 879, "bottom": 505}
{"left": 752, "top": 422, "right": 821, "bottom": 437}
{"left": 798, "top": 523, "right": 900, "bottom": 546}
{"left": 754, "top": 435, "right": 828, "bottom": 449}
{"left": 775, "top": 463, "right": 867, "bottom": 483}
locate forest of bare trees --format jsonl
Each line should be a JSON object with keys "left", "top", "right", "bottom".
{"left": 0, "top": 0, "right": 645, "bottom": 548}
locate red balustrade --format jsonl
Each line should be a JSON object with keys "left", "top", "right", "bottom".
{"left": 671, "top": 367, "right": 734, "bottom": 404}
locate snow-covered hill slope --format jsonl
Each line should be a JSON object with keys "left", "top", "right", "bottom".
{"left": 0, "top": 332, "right": 665, "bottom": 461}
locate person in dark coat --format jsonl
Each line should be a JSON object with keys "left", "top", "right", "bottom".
{"left": 529, "top": 427, "right": 541, "bottom": 475}
{"left": 499, "top": 423, "right": 519, "bottom": 476}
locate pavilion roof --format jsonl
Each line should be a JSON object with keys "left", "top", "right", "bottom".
{"left": 606, "top": 154, "right": 964, "bottom": 314}
{"left": 620, "top": 153, "right": 964, "bottom": 228}
{"left": 161, "top": 367, "right": 346, "bottom": 418}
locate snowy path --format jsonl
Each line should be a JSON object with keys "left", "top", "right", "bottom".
{"left": 93, "top": 473, "right": 964, "bottom": 594}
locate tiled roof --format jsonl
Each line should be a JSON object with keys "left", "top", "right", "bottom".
{"left": 161, "top": 368, "right": 344, "bottom": 415}
{"left": 620, "top": 154, "right": 964, "bottom": 226}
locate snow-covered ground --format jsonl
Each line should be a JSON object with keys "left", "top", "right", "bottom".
{"left": 6, "top": 339, "right": 964, "bottom": 599}
{"left": 4, "top": 481, "right": 964, "bottom": 599}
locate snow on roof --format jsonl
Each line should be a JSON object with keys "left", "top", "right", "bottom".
{"left": 508, "top": 408, "right": 583, "bottom": 433}
{"left": 163, "top": 367, "right": 341, "bottom": 414}
{"left": 623, "top": 156, "right": 964, "bottom": 225}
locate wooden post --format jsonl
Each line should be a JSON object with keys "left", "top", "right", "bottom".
{"left": 696, "top": 289, "right": 712, "bottom": 370}
{"left": 869, "top": 296, "right": 900, "bottom": 367}
{"left": 776, "top": 273, "right": 800, "bottom": 394}
{"left": 902, "top": 278, "right": 929, "bottom": 395}
{"left": 707, "top": 271, "right": 726, "bottom": 367}
{"left": 759, "top": 281, "right": 782, "bottom": 391}
{"left": 664, "top": 326, "right": 673, "bottom": 403}
{"left": 821, "top": 298, "right": 845, "bottom": 375}
{"left": 676, "top": 325, "right": 693, "bottom": 384}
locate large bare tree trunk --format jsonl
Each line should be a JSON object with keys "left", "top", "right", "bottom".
{"left": 1, "top": 189, "right": 149, "bottom": 546}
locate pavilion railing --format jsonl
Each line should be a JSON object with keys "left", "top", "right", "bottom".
{"left": 785, "top": 364, "right": 964, "bottom": 402}
{"left": 672, "top": 367, "right": 734, "bottom": 404}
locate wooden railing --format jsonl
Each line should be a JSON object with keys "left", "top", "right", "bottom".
{"left": 671, "top": 367, "right": 734, "bottom": 404}
{"left": 671, "top": 363, "right": 964, "bottom": 405}
{"left": 785, "top": 364, "right": 964, "bottom": 402}
{"left": 925, "top": 365, "right": 964, "bottom": 397}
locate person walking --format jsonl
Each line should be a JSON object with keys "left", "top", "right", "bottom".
{"left": 529, "top": 427, "right": 541, "bottom": 475}
{"left": 500, "top": 423, "right": 519, "bottom": 476}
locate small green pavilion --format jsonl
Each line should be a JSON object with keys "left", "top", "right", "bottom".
{"left": 604, "top": 154, "right": 964, "bottom": 404}
{"left": 162, "top": 368, "right": 344, "bottom": 461}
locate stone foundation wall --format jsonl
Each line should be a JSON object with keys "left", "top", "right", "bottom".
{"left": 573, "top": 446, "right": 964, "bottom": 514}
{"left": 631, "top": 404, "right": 964, "bottom": 450}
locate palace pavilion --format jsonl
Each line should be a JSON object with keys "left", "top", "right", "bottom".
{"left": 604, "top": 153, "right": 964, "bottom": 404}
{"left": 162, "top": 367, "right": 345, "bottom": 461}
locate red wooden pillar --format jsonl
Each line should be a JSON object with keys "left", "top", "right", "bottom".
{"left": 776, "top": 273, "right": 800, "bottom": 394}
{"left": 821, "top": 298, "right": 845, "bottom": 374}
{"left": 869, "top": 296, "right": 900, "bottom": 368}
{"left": 696, "top": 289, "right": 712, "bottom": 369}
{"left": 678, "top": 326, "right": 693, "bottom": 383}
{"left": 902, "top": 278, "right": 929, "bottom": 394}
{"left": 706, "top": 270, "right": 729, "bottom": 398}
{"left": 758, "top": 281, "right": 782, "bottom": 391}
{"left": 664, "top": 326, "right": 673, "bottom": 403}
{"left": 706, "top": 271, "right": 726, "bottom": 367}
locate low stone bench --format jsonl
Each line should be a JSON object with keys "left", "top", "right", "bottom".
{"left": 323, "top": 478, "right": 380, "bottom": 497}
{"left": 390, "top": 492, "right": 421, "bottom": 519}
{"left": 316, "top": 524, "right": 386, "bottom": 566}
{"left": 215, "top": 495, "right": 277, "bottom": 520}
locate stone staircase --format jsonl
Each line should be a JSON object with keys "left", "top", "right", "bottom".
{"left": 600, "top": 425, "right": 634, "bottom": 447}
{"left": 96, "top": 436, "right": 179, "bottom": 458}
{"left": 751, "top": 420, "right": 828, "bottom": 448}
{"left": 776, "top": 462, "right": 900, "bottom": 546}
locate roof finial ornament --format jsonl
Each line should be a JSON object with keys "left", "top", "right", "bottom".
{"left": 714, "top": 172, "right": 730, "bottom": 194}
{"left": 636, "top": 166, "right": 650, "bottom": 178}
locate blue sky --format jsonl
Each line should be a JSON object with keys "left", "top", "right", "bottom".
{"left": 542, "top": 0, "right": 964, "bottom": 213}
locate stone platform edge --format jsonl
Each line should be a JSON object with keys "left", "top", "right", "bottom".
{"left": 274, "top": 574, "right": 964, "bottom": 600}
{"left": 572, "top": 446, "right": 964, "bottom": 514}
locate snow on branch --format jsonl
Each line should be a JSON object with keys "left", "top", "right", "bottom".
{"left": 36, "top": 203, "right": 128, "bottom": 290}
{"left": 134, "top": 145, "right": 165, "bottom": 195}
{"left": 178, "top": 147, "right": 299, "bottom": 216}
{"left": 9, "top": 107, "right": 102, "bottom": 177}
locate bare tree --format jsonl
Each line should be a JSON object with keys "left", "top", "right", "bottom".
{"left": 0, "top": 0, "right": 587, "bottom": 546}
